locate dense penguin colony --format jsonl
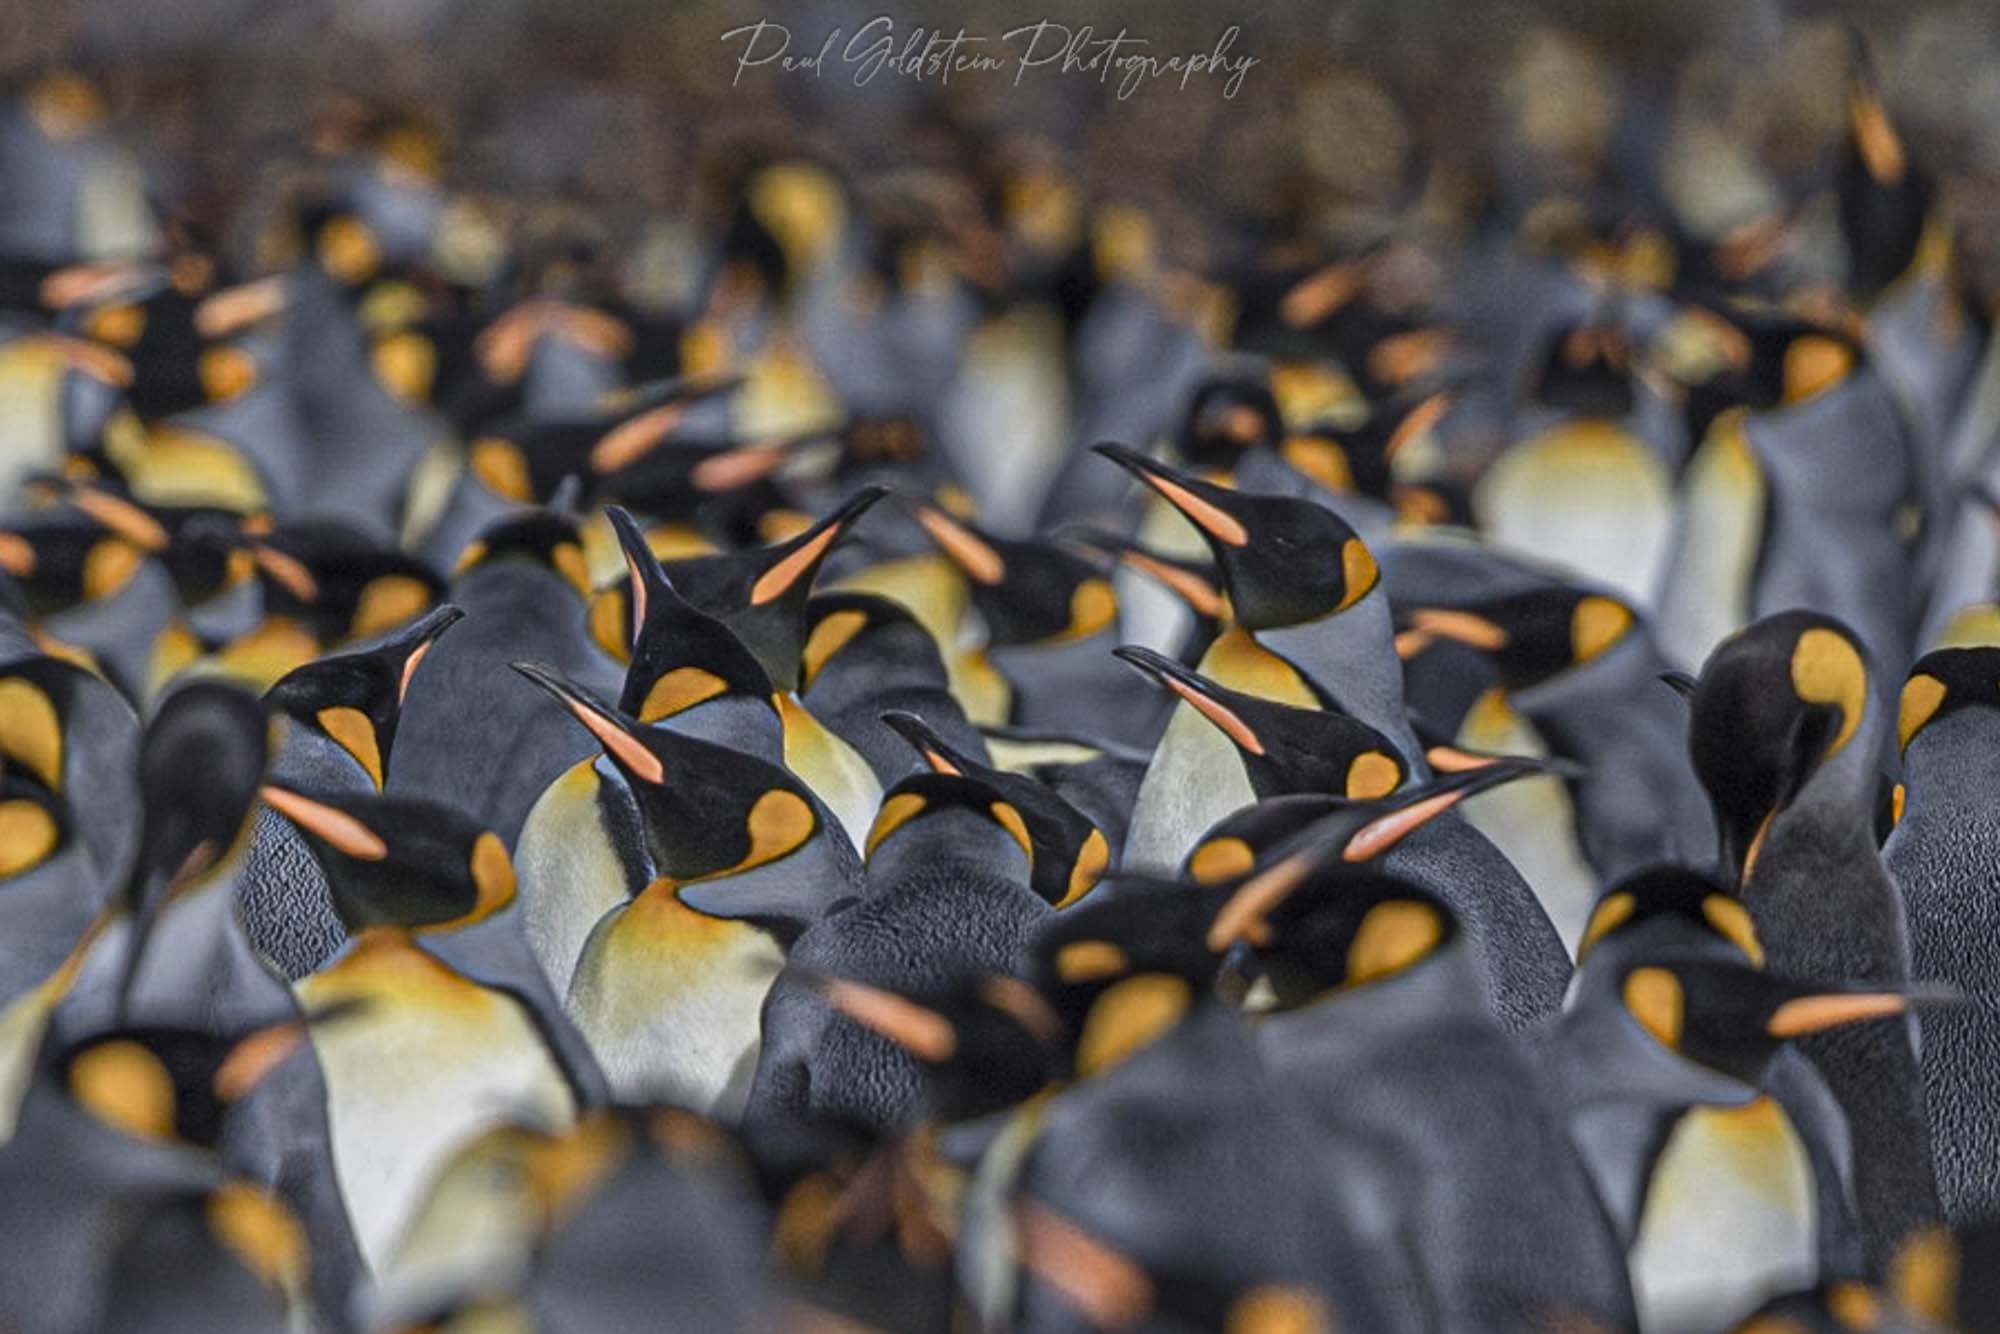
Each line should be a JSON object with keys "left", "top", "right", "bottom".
{"left": 7, "top": 18, "right": 2000, "bottom": 1334}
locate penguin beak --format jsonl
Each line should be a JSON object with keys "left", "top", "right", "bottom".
{"left": 259, "top": 785, "right": 389, "bottom": 861}
{"left": 212, "top": 999, "right": 368, "bottom": 1101}
{"left": 746, "top": 485, "right": 888, "bottom": 608}
{"left": 66, "top": 487, "right": 169, "bottom": 552}
{"left": 1112, "top": 645, "right": 1265, "bottom": 756}
{"left": 1054, "top": 525, "right": 1225, "bottom": 619}
{"left": 604, "top": 504, "right": 669, "bottom": 633}
{"left": 586, "top": 372, "right": 747, "bottom": 474}
{"left": 689, "top": 437, "right": 799, "bottom": 493}
{"left": 1394, "top": 607, "right": 1509, "bottom": 661}
{"left": 1765, "top": 981, "right": 1959, "bottom": 1039}
{"left": 879, "top": 709, "right": 968, "bottom": 776}
{"left": 1012, "top": 1201, "right": 1156, "bottom": 1331}
{"left": 909, "top": 501, "right": 1006, "bottom": 585}
{"left": 1091, "top": 442, "right": 1250, "bottom": 548}
{"left": 387, "top": 602, "right": 465, "bottom": 704}
{"left": 1207, "top": 758, "right": 1551, "bottom": 949}
{"left": 807, "top": 971, "right": 958, "bottom": 1062}
{"left": 509, "top": 661, "right": 666, "bottom": 785}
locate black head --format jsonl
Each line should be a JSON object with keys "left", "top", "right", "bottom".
{"left": 1393, "top": 587, "right": 1638, "bottom": 690}
{"left": 1030, "top": 876, "right": 1234, "bottom": 1079}
{"left": 907, "top": 504, "right": 1117, "bottom": 648}
{"left": 259, "top": 785, "right": 513, "bottom": 933}
{"left": 1178, "top": 373, "right": 1283, "bottom": 471}
{"left": 661, "top": 486, "right": 888, "bottom": 691}
{"left": 1688, "top": 611, "right": 1873, "bottom": 886}
{"left": 862, "top": 770, "right": 1037, "bottom": 882}
{"left": 1531, "top": 320, "right": 1636, "bottom": 418}
{"left": 240, "top": 525, "right": 447, "bottom": 647}
{"left": 1220, "top": 863, "right": 1460, "bottom": 1008}
{"left": 1112, "top": 645, "right": 1407, "bottom": 800}
{"left": 800, "top": 592, "right": 951, "bottom": 693}
{"left": 603, "top": 506, "right": 775, "bottom": 724}
{"left": 454, "top": 507, "right": 594, "bottom": 599}
{"left": 511, "top": 662, "right": 831, "bottom": 921}
{"left": 1609, "top": 953, "right": 1932, "bottom": 1086}
{"left": 1667, "top": 304, "right": 1863, "bottom": 442}
{"left": 1573, "top": 865, "right": 1765, "bottom": 972}
{"left": 1836, "top": 34, "right": 1934, "bottom": 304}
{"left": 879, "top": 709, "right": 1109, "bottom": 907}
{"left": 0, "top": 497, "right": 165, "bottom": 617}
{"left": 1898, "top": 647, "right": 2000, "bottom": 757}
{"left": 130, "top": 681, "right": 269, "bottom": 912}
{"left": 263, "top": 603, "right": 462, "bottom": 789}
{"left": 1278, "top": 391, "right": 1451, "bottom": 501}
{"left": 1092, "top": 443, "right": 1379, "bottom": 631}
{"left": 810, "top": 971, "right": 1061, "bottom": 1123}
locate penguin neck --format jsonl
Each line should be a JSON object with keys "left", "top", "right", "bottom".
{"left": 1249, "top": 589, "right": 1425, "bottom": 773}
{"left": 654, "top": 695, "right": 784, "bottom": 766}
{"left": 866, "top": 810, "right": 1032, "bottom": 899}
{"left": 1781, "top": 705, "right": 1884, "bottom": 834}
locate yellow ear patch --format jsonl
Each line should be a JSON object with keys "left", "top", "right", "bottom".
{"left": 1571, "top": 595, "right": 1632, "bottom": 664}
{"left": 1783, "top": 336, "right": 1854, "bottom": 405}
{"left": 1188, "top": 836, "right": 1255, "bottom": 886}
{"left": 1624, "top": 966, "right": 1685, "bottom": 1049}
{"left": 1344, "top": 750, "right": 1401, "bottom": 800}
{"left": 1791, "top": 627, "right": 1867, "bottom": 758}
{"left": 1057, "top": 828, "right": 1110, "bottom": 909}
{"left": 70, "top": 1039, "right": 176, "bottom": 1141}
{"left": 469, "top": 438, "right": 535, "bottom": 503}
{"left": 350, "top": 574, "right": 432, "bottom": 641}
{"left": 1055, "top": 939, "right": 1128, "bottom": 983}
{"left": 1334, "top": 538, "right": 1380, "bottom": 612}
{"left": 82, "top": 538, "right": 143, "bottom": 601}
{"left": 1066, "top": 578, "right": 1118, "bottom": 640}
{"left": 315, "top": 706, "right": 384, "bottom": 789}
{"left": 638, "top": 666, "right": 729, "bottom": 723}
{"left": 318, "top": 216, "right": 380, "bottom": 285}
{"left": 197, "top": 345, "right": 257, "bottom": 401}
{"left": 1281, "top": 437, "right": 1354, "bottom": 493}
{"left": 740, "top": 789, "right": 816, "bottom": 872}
{"left": 551, "top": 543, "right": 593, "bottom": 598}
{"left": 990, "top": 801, "right": 1034, "bottom": 865}
{"left": 1225, "top": 1285, "right": 1334, "bottom": 1334}
{"left": 1347, "top": 900, "right": 1444, "bottom": 986}
{"left": 801, "top": 609, "right": 869, "bottom": 689}
{"left": 1075, "top": 973, "right": 1192, "bottom": 1078}
{"left": 0, "top": 799, "right": 58, "bottom": 877}
{"left": 588, "top": 588, "right": 631, "bottom": 662}
{"left": 1576, "top": 890, "right": 1636, "bottom": 962}
{"left": 866, "top": 792, "right": 928, "bottom": 859}
{"left": 446, "top": 831, "right": 516, "bottom": 929}
{"left": 1890, "top": 1226, "right": 1960, "bottom": 1328}
{"left": 1899, "top": 673, "right": 1947, "bottom": 751}
{"left": 0, "top": 677, "right": 64, "bottom": 790}
{"left": 207, "top": 1183, "right": 309, "bottom": 1291}
{"left": 372, "top": 330, "right": 436, "bottom": 405}
{"left": 1851, "top": 91, "right": 1907, "bottom": 186}
{"left": 1701, "top": 894, "right": 1765, "bottom": 967}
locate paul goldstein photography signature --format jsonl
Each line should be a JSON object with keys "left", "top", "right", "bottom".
{"left": 720, "top": 17, "right": 1259, "bottom": 99}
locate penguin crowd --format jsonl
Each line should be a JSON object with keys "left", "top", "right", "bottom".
{"left": 7, "top": 16, "right": 2000, "bottom": 1333}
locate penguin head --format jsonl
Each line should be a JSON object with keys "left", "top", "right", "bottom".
{"left": 1030, "top": 876, "right": 1233, "bottom": 1080}
{"left": 907, "top": 503, "right": 1119, "bottom": 650}
{"left": 263, "top": 602, "right": 462, "bottom": 790}
{"left": 512, "top": 662, "right": 839, "bottom": 933}
{"left": 1897, "top": 647, "right": 2000, "bottom": 759}
{"left": 1179, "top": 372, "right": 1284, "bottom": 471}
{"left": 880, "top": 710, "right": 1110, "bottom": 907}
{"left": 1392, "top": 587, "right": 1639, "bottom": 690}
{"left": 1093, "top": 443, "right": 1380, "bottom": 631}
{"left": 0, "top": 492, "right": 168, "bottom": 618}
{"left": 258, "top": 785, "right": 514, "bottom": 934}
{"left": 52, "top": 1008, "right": 339, "bottom": 1155}
{"left": 232, "top": 523, "right": 447, "bottom": 647}
{"left": 0, "top": 653, "right": 105, "bottom": 798}
{"left": 1665, "top": 303, "right": 1863, "bottom": 443}
{"left": 1605, "top": 953, "right": 1932, "bottom": 1087}
{"left": 862, "top": 770, "right": 1037, "bottom": 890}
{"left": 454, "top": 506, "right": 595, "bottom": 599}
{"left": 1530, "top": 319, "right": 1636, "bottom": 418}
{"left": 1278, "top": 390, "right": 1452, "bottom": 501}
{"left": 799, "top": 592, "right": 951, "bottom": 693}
{"left": 1688, "top": 611, "right": 1876, "bottom": 887}
{"left": 661, "top": 485, "right": 888, "bottom": 691}
{"left": 1215, "top": 863, "right": 1460, "bottom": 1008}
{"left": 1112, "top": 644, "right": 1409, "bottom": 800}
{"left": 1182, "top": 757, "right": 1553, "bottom": 892}
{"left": 1574, "top": 865, "right": 1766, "bottom": 978}
{"left": 1837, "top": 32, "right": 1934, "bottom": 304}
{"left": 809, "top": 971, "right": 1062, "bottom": 1123}
{"left": 602, "top": 506, "right": 777, "bottom": 728}
{"left": 300, "top": 208, "right": 386, "bottom": 291}
{"left": 128, "top": 681, "right": 269, "bottom": 915}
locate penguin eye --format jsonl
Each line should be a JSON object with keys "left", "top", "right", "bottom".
{"left": 1187, "top": 835, "right": 1254, "bottom": 886}
{"left": 0, "top": 799, "right": 59, "bottom": 878}
{"left": 1789, "top": 627, "right": 1868, "bottom": 758}
{"left": 1898, "top": 672, "right": 1948, "bottom": 752}
{"left": 1346, "top": 900, "right": 1443, "bottom": 986}
{"left": 1055, "top": 828, "right": 1111, "bottom": 910}
{"left": 1621, "top": 967, "right": 1685, "bottom": 1050}
{"left": 1700, "top": 895, "right": 1765, "bottom": 967}
{"left": 0, "top": 677, "right": 64, "bottom": 790}
{"left": 69, "top": 1039, "right": 177, "bottom": 1141}
{"left": 1575, "top": 891, "right": 1636, "bottom": 964}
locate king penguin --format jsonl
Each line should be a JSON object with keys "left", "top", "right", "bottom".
{"left": 1688, "top": 609, "right": 1940, "bottom": 1267}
